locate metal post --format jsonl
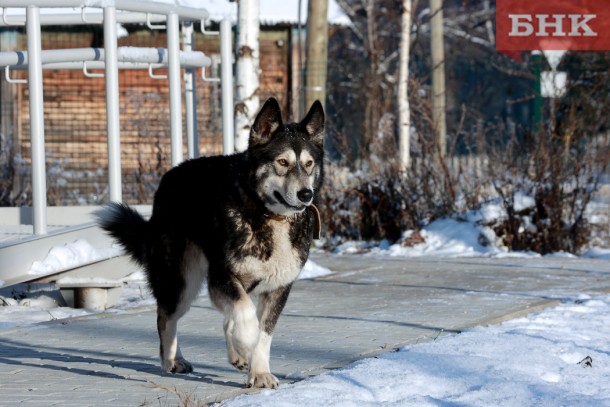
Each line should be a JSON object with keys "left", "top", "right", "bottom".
{"left": 220, "top": 19, "right": 234, "bottom": 155}
{"left": 167, "top": 12, "right": 183, "bottom": 166}
{"left": 182, "top": 21, "right": 199, "bottom": 159}
{"left": 26, "top": 5, "right": 47, "bottom": 235}
{"left": 103, "top": 6, "right": 122, "bottom": 202}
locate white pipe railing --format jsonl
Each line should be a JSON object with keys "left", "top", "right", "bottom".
{"left": 0, "top": 0, "right": 235, "bottom": 236}
{"left": 0, "top": 1, "right": 209, "bottom": 20}
{"left": 166, "top": 12, "right": 183, "bottom": 167}
{"left": 0, "top": 48, "right": 212, "bottom": 68}
{"left": 0, "top": 10, "right": 167, "bottom": 26}
{"left": 182, "top": 21, "right": 199, "bottom": 160}
{"left": 104, "top": 6, "right": 121, "bottom": 203}
{"left": 8, "top": 61, "right": 203, "bottom": 71}
{"left": 220, "top": 19, "right": 234, "bottom": 155}
{"left": 26, "top": 5, "right": 47, "bottom": 235}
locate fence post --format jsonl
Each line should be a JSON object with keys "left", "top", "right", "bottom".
{"left": 103, "top": 6, "right": 122, "bottom": 202}
{"left": 26, "top": 5, "right": 47, "bottom": 235}
{"left": 182, "top": 21, "right": 199, "bottom": 159}
{"left": 220, "top": 19, "right": 234, "bottom": 155}
{"left": 167, "top": 12, "right": 183, "bottom": 167}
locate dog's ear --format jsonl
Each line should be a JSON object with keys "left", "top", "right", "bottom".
{"left": 249, "top": 98, "right": 283, "bottom": 147}
{"left": 300, "top": 100, "right": 325, "bottom": 148}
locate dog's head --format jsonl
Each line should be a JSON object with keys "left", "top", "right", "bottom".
{"left": 247, "top": 98, "right": 325, "bottom": 217}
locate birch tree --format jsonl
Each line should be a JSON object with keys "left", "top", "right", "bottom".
{"left": 234, "top": 0, "right": 260, "bottom": 152}
{"left": 333, "top": 0, "right": 405, "bottom": 161}
{"left": 398, "top": 0, "right": 412, "bottom": 170}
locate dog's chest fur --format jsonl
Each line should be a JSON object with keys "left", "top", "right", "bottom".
{"left": 225, "top": 209, "right": 309, "bottom": 293}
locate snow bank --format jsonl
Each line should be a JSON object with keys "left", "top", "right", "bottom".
{"left": 225, "top": 294, "right": 610, "bottom": 406}
{"left": 0, "top": 283, "right": 91, "bottom": 330}
{"left": 386, "top": 218, "right": 496, "bottom": 257}
{"left": 298, "top": 260, "right": 333, "bottom": 280}
{"left": 582, "top": 247, "right": 610, "bottom": 259}
{"left": 333, "top": 216, "right": 515, "bottom": 258}
{"left": 332, "top": 195, "right": 609, "bottom": 259}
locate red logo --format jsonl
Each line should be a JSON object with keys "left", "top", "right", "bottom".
{"left": 496, "top": 0, "right": 610, "bottom": 50}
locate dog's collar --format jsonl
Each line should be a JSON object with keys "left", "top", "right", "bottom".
{"left": 264, "top": 213, "right": 291, "bottom": 222}
{"left": 264, "top": 204, "right": 322, "bottom": 240}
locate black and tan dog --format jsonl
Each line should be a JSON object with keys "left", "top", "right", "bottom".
{"left": 97, "top": 98, "right": 324, "bottom": 388}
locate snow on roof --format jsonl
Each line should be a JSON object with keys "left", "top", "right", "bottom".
{"left": 3, "top": 0, "right": 350, "bottom": 26}
{"left": 204, "top": 0, "right": 351, "bottom": 26}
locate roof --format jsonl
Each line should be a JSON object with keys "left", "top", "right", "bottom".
{"left": 1, "top": 0, "right": 351, "bottom": 26}
{"left": 203, "top": 0, "right": 351, "bottom": 26}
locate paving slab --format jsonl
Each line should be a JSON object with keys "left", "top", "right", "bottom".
{"left": 0, "top": 255, "right": 609, "bottom": 406}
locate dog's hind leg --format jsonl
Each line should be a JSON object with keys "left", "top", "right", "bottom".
{"left": 247, "top": 284, "right": 293, "bottom": 389}
{"left": 155, "top": 242, "right": 208, "bottom": 374}
{"left": 157, "top": 308, "right": 193, "bottom": 373}
{"left": 209, "top": 278, "right": 259, "bottom": 372}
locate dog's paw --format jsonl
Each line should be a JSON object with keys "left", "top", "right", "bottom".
{"left": 163, "top": 357, "right": 194, "bottom": 374}
{"left": 246, "top": 372, "right": 279, "bottom": 389}
{"left": 231, "top": 357, "right": 249, "bottom": 371}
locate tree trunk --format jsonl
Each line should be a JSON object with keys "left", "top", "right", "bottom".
{"left": 234, "top": 0, "right": 260, "bottom": 152}
{"left": 305, "top": 0, "right": 329, "bottom": 110}
{"left": 430, "top": 0, "right": 446, "bottom": 157}
{"left": 398, "top": 0, "right": 412, "bottom": 171}
{"left": 364, "top": 0, "right": 380, "bottom": 157}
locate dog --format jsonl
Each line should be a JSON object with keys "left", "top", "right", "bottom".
{"left": 97, "top": 98, "right": 324, "bottom": 388}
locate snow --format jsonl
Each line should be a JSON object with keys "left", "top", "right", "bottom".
{"left": 298, "top": 259, "right": 333, "bottom": 279}
{"left": 582, "top": 247, "right": 610, "bottom": 259}
{"left": 204, "top": 0, "right": 351, "bottom": 26}
{"left": 198, "top": 0, "right": 237, "bottom": 23}
{"left": 333, "top": 217, "right": 519, "bottom": 258}
{"left": 224, "top": 293, "right": 610, "bottom": 407}
{"left": 56, "top": 276, "right": 123, "bottom": 285}
{"left": 6, "top": 0, "right": 350, "bottom": 26}
{"left": 0, "top": 283, "right": 92, "bottom": 329}
{"left": 513, "top": 190, "right": 536, "bottom": 212}
{"left": 28, "top": 239, "right": 123, "bottom": 276}
{"left": 388, "top": 218, "right": 496, "bottom": 258}
{"left": 331, "top": 196, "right": 609, "bottom": 260}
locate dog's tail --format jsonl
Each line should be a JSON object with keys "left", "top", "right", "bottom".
{"left": 95, "top": 202, "right": 149, "bottom": 265}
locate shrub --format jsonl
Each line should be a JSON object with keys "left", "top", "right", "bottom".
{"left": 320, "top": 124, "right": 609, "bottom": 255}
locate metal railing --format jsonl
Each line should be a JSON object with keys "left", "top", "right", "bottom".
{"left": 0, "top": 1, "right": 235, "bottom": 235}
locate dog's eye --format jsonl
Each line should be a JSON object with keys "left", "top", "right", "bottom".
{"left": 277, "top": 159, "right": 289, "bottom": 167}
{"left": 305, "top": 160, "right": 314, "bottom": 168}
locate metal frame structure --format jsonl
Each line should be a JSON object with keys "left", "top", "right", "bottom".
{"left": 0, "top": 1, "right": 235, "bottom": 235}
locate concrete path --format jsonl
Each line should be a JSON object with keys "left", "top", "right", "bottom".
{"left": 1, "top": 255, "right": 609, "bottom": 406}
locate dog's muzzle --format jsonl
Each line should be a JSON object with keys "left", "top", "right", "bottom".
{"left": 296, "top": 188, "right": 313, "bottom": 205}
{"left": 273, "top": 188, "right": 313, "bottom": 211}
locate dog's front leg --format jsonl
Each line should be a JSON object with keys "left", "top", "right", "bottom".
{"left": 247, "top": 284, "right": 292, "bottom": 389}
{"left": 209, "top": 278, "right": 259, "bottom": 371}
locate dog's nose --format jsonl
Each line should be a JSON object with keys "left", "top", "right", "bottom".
{"left": 297, "top": 188, "right": 313, "bottom": 204}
